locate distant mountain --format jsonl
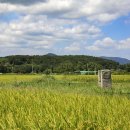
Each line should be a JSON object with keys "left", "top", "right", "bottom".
{"left": 45, "top": 53, "right": 57, "bottom": 56}
{"left": 101, "top": 56, "right": 130, "bottom": 65}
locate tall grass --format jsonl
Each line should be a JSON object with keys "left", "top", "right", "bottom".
{"left": 0, "top": 74, "right": 130, "bottom": 129}
{"left": 0, "top": 88, "right": 130, "bottom": 130}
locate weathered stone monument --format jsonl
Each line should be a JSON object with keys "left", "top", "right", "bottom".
{"left": 98, "top": 70, "right": 112, "bottom": 88}
{"left": 98, "top": 70, "right": 101, "bottom": 86}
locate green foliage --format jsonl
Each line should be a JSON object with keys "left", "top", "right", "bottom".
{"left": 0, "top": 55, "right": 119, "bottom": 74}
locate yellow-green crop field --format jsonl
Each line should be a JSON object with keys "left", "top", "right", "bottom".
{"left": 0, "top": 74, "right": 130, "bottom": 130}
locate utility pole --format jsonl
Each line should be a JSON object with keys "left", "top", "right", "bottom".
{"left": 51, "top": 65, "right": 53, "bottom": 74}
{"left": 12, "top": 58, "right": 14, "bottom": 73}
{"left": 95, "top": 66, "right": 97, "bottom": 75}
{"left": 31, "top": 58, "right": 34, "bottom": 73}
{"left": 87, "top": 63, "right": 89, "bottom": 75}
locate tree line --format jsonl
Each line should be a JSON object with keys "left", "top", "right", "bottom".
{"left": 0, "top": 55, "right": 129, "bottom": 74}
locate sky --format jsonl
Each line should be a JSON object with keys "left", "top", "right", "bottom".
{"left": 0, "top": 0, "right": 130, "bottom": 59}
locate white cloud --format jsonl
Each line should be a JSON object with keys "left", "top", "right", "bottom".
{"left": 0, "top": 0, "right": 46, "bottom": 5}
{"left": 65, "top": 42, "right": 80, "bottom": 51}
{"left": 86, "top": 45, "right": 100, "bottom": 51}
{"left": 86, "top": 37, "right": 130, "bottom": 51}
{"left": 0, "top": 0, "right": 130, "bottom": 57}
{"left": 94, "top": 37, "right": 115, "bottom": 47}
{"left": 0, "top": 0, "right": 130, "bottom": 22}
{"left": 118, "top": 38, "right": 130, "bottom": 49}
{"left": 0, "top": 13, "right": 101, "bottom": 54}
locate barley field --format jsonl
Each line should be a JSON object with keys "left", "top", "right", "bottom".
{"left": 0, "top": 74, "right": 130, "bottom": 130}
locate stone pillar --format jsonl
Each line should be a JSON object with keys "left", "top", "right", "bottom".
{"left": 98, "top": 70, "right": 101, "bottom": 86}
{"left": 98, "top": 70, "right": 112, "bottom": 88}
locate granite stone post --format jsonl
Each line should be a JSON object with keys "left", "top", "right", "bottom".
{"left": 98, "top": 70, "right": 112, "bottom": 88}
{"left": 98, "top": 70, "right": 101, "bottom": 86}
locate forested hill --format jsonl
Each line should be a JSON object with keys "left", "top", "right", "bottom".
{"left": 0, "top": 55, "right": 122, "bottom": 73}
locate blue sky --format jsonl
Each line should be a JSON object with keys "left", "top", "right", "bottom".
{"left": 102, "top": 15, "right": 130, "bottom": 40}
{"left": 0, "top": 0, "right": 130, "bottom": 59}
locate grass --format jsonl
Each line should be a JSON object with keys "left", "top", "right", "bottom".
{"left": 0, "top": 74, "right": 130, "bottom": 129}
